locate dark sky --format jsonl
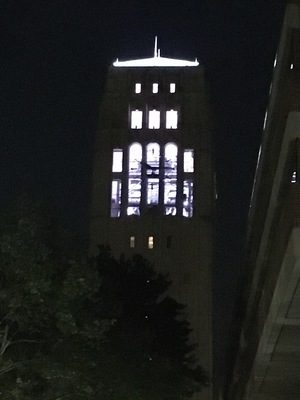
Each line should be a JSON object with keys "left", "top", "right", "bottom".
{"left": 1, "top": 0, "right": 285, "bottom": 395}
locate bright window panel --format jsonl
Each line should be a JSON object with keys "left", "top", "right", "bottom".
{"left": 146, "top": 143, "right": 160, "bottom": 173}
{"left": 130, "top": 236, "right": 135, "bottom": 248}
{"left": 128, "top": 179, "right": 141, "bottom": 204}
{"left": 127, "top": 207, "right": 140, "bottom": 216}
{"left": 165, "top": 143, "right": 177, "bottom": 174}
{"left": 147, "top": 178, "right": 159, "bottom": 205}
{"left": 135, "top": 83, "right": 141, "bottom": 93}
{"left": 148, "top": 236, "right": 154, "bottom": 249}
{"left": 183, "top": 180, "right": 193, "bottom": 218}
{"left": 166, "top": 109, "right": 178, "bottom": 129}
{"left": 152, "top": 83, "right": 158, "bottom": 93}
{"left": 184, "top": 150, "right": 194, "bottom": 172}
{"left": 111, "top": 179, "right": 122, "bottom": 218}
{"left": 170, "top": 83, "right": 176, "bottom": 93}
{"left": 148, "top": 110, "right": 160, "bottom": 129}
{"left": 112, "top": 149, "right": 123, "bottom": 172}
{"left": 129, "top": 143, "right": 142, "bottom": 175}
{"left": 131, "top": 110, "right": 143, "bottom": 129}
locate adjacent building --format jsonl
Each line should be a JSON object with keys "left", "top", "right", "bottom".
{"left": 222, "top": 2, "right": 300, "bottom": 399}
{"left": 90, "top": 43, "right": 214, "bottom": 399}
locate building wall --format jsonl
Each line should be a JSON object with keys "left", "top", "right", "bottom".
{"left": 90, "top": 64, "right": 214, "bottom": 399}
{"left": 222, "top": 3, "right": 300, "bottom": 400}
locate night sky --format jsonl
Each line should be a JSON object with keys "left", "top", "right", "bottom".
{"left": 1, "top": 0, "right": 285, "bottom": 395}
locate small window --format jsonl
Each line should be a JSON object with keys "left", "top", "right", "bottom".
{"left": 184, "top": 150, "right": 194, "bottom": 172}
{"left": 166, "top": 109, "right": 178, "bottom": 129}
{"left": 291, "top": 171, "right": 297, "bottom": 183}
{"left": 148, "top": 110, "right": 160, "bottom": 129}
{"left": 135, "top": 83, "right": 141, "bottom": 93}
{"left": 152, "top": 83, "right": 159, "bottom": 93}
{"left": 112, "top": 149, "right": 123, "bottom": 172}
{"left": 131, "top": 110, "right": 143, "bottom": 129}
{"left": 130, "top": 236, "right": 135, "bottom": 248}
{"left": 148, "top": 236, "right": 154, "bottom": 249}
{"left": 170, "top": 83, "right": 176, "bottom": 93}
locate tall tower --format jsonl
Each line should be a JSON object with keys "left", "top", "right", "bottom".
{"left": 90, "top": 43, "right": 214, "bottom": 399}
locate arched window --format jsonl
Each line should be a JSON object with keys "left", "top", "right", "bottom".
{"left": 128, "top": 143, "right": 142, "bottom": 215}
{"left": 164, "top": 143, "right": 178, "bottom": 215}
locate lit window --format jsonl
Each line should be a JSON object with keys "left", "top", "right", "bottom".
{"left": 184, "top": 150, "right": 194, "bottom": 172}
{"left": 112, "top": 149, "right": 123, "bottom": 172}
{"left": 147, "top": 179, "right": 159, "bottom": 205}
{"left": 290, "top": 63, "right": 294, "bottom": 70}
{"left": 291, "top": 171, "right": 297, "bottom": 183}
{"left": 148, "top": 236, "right": 154, "bottom": 249}
{"left": 152, "top": 83, "right": 158, "bottom": 93}
{"left": 170, "top": 83, "right": 176, "bottom": 93}
{"left": 164, "top": 143, "right": 177, "bottom": 216}
{"left": 183, "top": 180, "right": 193, "bottom": 218}
{"left": 111, "top": 180, "right": 122, "bottom": 218}
{"left": 128, "top": 143, "right": 142, "bottom": 210}
{"left": 135, "top": 83, "right": 141, "bottom": 93}
{"left": 166, "top": 109, "right": 178, "bottom": 129}
{"left": 131, "top": 109, "right": 143, "bottom": 129}
{"left": 130, "top": 236, "right": 135, "bottom": 248}
{"left": 148, "top": 110, "right": 160, "bottom": 129}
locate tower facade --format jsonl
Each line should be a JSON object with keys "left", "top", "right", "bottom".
{"left": 90, "top": 48, "right": 214, "bottom": 398}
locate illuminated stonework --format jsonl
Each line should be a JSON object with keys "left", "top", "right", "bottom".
{"left": 113, "top": 55, "right": 199, "bottom": 68}
{"left": 113, "top": 37, "right": 199, "bottom": 68}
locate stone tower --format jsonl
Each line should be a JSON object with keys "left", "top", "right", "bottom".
{"left": 90, "top": 43, "right": 214, "bottom": 399}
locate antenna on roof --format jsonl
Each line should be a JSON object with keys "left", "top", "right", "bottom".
{"left": 154, "top": 36, "right": 158, "bottom": 58}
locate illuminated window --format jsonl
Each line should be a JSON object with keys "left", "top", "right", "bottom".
{"left": 135, "top": 83, "right": 141, "bottom": 93}
{"left": 112, "top": 149, "right": 123, "bottom": 172}
{"left": 130, "top": 236, "right": 135, "bottom": 248}
{"left": 170, "top": 83, "right": 176, "bottom": 93}
{"left": 164, "top": 143, "right": 178, "bottom": 215}
{"left": 152, "top": 83, "right": 158, "bottom": 93}
{"left": 184, "top": 150, "right": 194, "bottom": 172}
{"left": 291, "top": 171, "right": 297, "bottom": 183}
{"left": 111, "top": 180, "right": 122, "bottom": 217}
{"left": 147, "top": 178, "right": 159, "bottom": 205}
{"left": 183, "top": 180, "right": 193, "bottom": 218}
{"left": 148, "top": 236, "right": 154, "bottom": 249}
{"left": 148, "top": 110, "right": 160, "bottom": 129}
{"left": 166, "top": 109, "right": 178, "bottom": 129}
{"left": 131, "top": 109, "right": 143, "bottom": 129}
{"left": 128, "top": 143, "right": 142, "bottom": 213}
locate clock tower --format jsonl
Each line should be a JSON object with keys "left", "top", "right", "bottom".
{"left": 90, "top": 42, "right": 214, "bottom": 399}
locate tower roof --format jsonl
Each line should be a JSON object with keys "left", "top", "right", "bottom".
{"left": 113, "top": 37, "right": 199, "bottom": 68}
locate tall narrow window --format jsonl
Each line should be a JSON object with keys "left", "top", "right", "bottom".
{"left": 135, "top": 83, "right": 141, "bottom": 93}
{"left": 112, "top": 149, "right": 123, "bottom": 172}
{"left": 131, "top": 109, "right": 143, "bottom": 129}
{"left": 128, "top": 143, "right": 142, "bottom": 215}
{"left": 148, "top": 110, "right": 160, "bottom": 129}
{"left": 164, "top": 143, "right": 178, "bottom": 215}
{"left": 152, "top": 83, "right": 159, "bottom": 93}
{"left": 184, "top": 150, "right": 194, "bottom": 172}
{"left": 111, "top": 179, "right": 122, "bottom": 217}
{"left": 148, "top": 236, "right": 154, "bottom": 249}
{"left": 166, "top": 109, "right": 178, "bottom": 129}
{"left": 170, "top": 83, "right": 176, "bottom": 93}
{"left": 183, "top": 180, "right": 193, "bottom": 218}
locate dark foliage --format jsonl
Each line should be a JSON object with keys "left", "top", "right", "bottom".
{"left": 0, "top": 203, "right": 207, "bottom": 399}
